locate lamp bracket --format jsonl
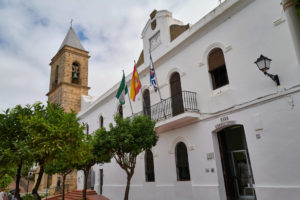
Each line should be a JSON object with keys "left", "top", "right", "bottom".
{"left": 263, "top": 72, "right": 280, "bottom": 86}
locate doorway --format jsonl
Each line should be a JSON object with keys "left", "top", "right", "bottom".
{"left": 217, "top": 125, "right": 256, "bottom": 200}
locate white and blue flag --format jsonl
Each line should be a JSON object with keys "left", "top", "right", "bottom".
{"left": 149, "top": 55, "right": 158, "bottom": 92}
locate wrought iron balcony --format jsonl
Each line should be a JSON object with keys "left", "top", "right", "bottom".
{"left": 133, "top": 91, "right": 199, "bottom": 123}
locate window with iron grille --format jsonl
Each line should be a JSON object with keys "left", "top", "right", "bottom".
{"left": 208, "top": 48, "right": 229, "bottom": 89}
{"left": 175, "top": 142, "right": 191, "bottom": 181}
{"left": 145, "top": 149, "right": 155, "bottom": 182}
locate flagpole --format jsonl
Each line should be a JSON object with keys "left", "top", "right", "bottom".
{"left": 149, "top": 49, "right": 163, "bottom": 101}
{"left": 123, "top": 69, "right": 134, "bottom": 116}
{"left": 134, "top": 60, "right": 148, "bottom": 116}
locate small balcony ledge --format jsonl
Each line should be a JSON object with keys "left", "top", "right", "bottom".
{"left": 132, "top": 91, "right": 200, "bottom": 133}
{"left": 155, "top": 111, "right": 200, "bottom": 133}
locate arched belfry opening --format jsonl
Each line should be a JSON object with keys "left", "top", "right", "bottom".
{"left": 72, "top": 62, "right": 80, "bottom": 84}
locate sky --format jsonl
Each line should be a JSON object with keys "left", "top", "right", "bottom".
{"left": 0, "top": 0, "right": 221, "bottom": 111}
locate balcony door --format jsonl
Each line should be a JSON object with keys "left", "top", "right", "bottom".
{"left": 143, "top": 89, "right": 151, "bottom": 118}
{"left": 217, "top": 125, "right": 256, "bottom": 200}
{"left": 170, "top": 72, "right": 184, "bottom": 116}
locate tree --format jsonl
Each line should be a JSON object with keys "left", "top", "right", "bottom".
{"left": 295, "top": 0, "right": 300, "bottom": 18}
{"left": 94, "top": 115, "right": 158, "bottom": 200}
{"left": 76, "top": 132, "right": 111, "bottom": 200}
{"left": 45, "top": 151, "right": 79, "bottom": 200}
{"left": 0, "top": 105, "right": 34, "bottom": 200}
{"left": 27, "top": 103, "right": 84, "bottom": 200}
{"left": 44, "top": 123, "right": 84, "bottom": 200}
{"left": 0, "top": 167, "right": 16, "bottom": 189}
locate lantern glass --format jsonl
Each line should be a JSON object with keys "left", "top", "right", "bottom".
{"left": 264, "top": 59, "right": 271, "bottom": 70}
{"left": 255, "top": 54, "right": 272, "bottom": 72}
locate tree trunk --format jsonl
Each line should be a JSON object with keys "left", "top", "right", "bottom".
{"left": 32, "top": 165, "right": 44, "bottom": 200}
{"left": 83, "top": 169, "right": 89, "bottom": 200}
{"left": 15, "top": 162, "right": 23, "bottom": 200}
{"left": 62, "top": 174, "right": 66, "bottom": 200}
{"left": 124, "top": 173, "right": 133, "bottom": 200}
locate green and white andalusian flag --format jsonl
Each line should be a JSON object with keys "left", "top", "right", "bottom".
{"left": 116, "top": 72, "right": 128, "bottom": 105}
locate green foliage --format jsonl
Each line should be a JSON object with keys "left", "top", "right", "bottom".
{"left": 295, "top": 0, "right": 300, "bottom": 19}
{"left": 26, "top": 102, "right": 85, "bottom": 200}
{"left": 0, "top": 104, "right": 33, "bottom": 198}
{"left": 92, "top": 128, "right": 113, "bottom": 163}
{"left": 22, "top": 194, "right": 34, "bottom": 200}
{"left": 0, "top": 105, "right": 33, "bottom": 167}
{"left": 28, "top": 102, "right": 85, "bottom": 165}
{"left": 76, "top": 134, "right": 97, "bottom": 170}
{"left": 102, "top": 115, "right": 158, "bottom": 156}
{"left": 0, "top": 167, "right": 16, "bottom": 189}
{"left": 0, "top": 174, "right": 14, "bottom": 189}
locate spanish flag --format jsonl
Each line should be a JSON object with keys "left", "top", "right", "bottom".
{"left": 130, "top": 64, "right": 142, "bottom": 101}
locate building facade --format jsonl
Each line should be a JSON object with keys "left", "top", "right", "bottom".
{"left": 77, "top": 0, "right": 300, "bottom": 199}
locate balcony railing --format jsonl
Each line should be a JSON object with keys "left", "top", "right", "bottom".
{"left": 133, "top": 91, "right": 199, "bottom": 122}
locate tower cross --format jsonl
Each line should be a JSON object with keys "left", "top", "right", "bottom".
{"left": 70, "top": 19, "right": 73, "bottom": 27}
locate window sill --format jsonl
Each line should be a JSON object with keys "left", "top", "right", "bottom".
{"left": 212, "top": 84, "right": 229, "bottom": 96}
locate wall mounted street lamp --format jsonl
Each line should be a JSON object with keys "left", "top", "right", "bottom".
{"left": 254, "top": 54, "right": 280, "bottom": 86}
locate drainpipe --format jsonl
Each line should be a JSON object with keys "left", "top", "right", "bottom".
{"left": 281, "top": 0, "right": 300, "bottom": 65}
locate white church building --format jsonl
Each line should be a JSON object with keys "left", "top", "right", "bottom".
{"left": 77, "top": 0, "right": 300, "bottom": 199}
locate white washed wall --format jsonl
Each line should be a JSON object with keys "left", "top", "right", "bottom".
{"left": 77, "top": 0, "right": 300, "bottom": 199}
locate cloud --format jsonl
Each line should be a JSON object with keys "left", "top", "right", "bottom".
{"left": 0, "top": 0, "right": 219, "bottom": 111}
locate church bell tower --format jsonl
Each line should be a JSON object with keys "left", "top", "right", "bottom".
{"left": 47, "top": 26, "right": 90, "bottom": 113}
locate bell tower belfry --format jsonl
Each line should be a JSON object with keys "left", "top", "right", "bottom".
{"left": 47, "top": 27, "right": 90, "bottom": 113}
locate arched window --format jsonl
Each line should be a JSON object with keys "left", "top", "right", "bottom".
{"left": 175, "top": 142, "right": 191, "bottom": 181}
{"left": 143, "top": 89, "right": 151, "bottom": 117}
{"left": 55, "top": 65, "right": 59, "bottom": 85}
{"left": 118, "top": 104, "right": 123, "bottom": 118}
{"left": 145, "top": 149, "right": 155, "bottom": 182}
{"left": 208, "top": 48, "right": 229, "bottom": 89}
{"left": 72, "top": 62, "right": 80, "bottom": 84}
{"left": 99, "top": 116, "right": 104, "bottom": 128}
{"left": 85, "top": 123, "right": 89, "bottom": 135}
{"left": 170, "top": 72, "right": 184, "bottom": 116}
